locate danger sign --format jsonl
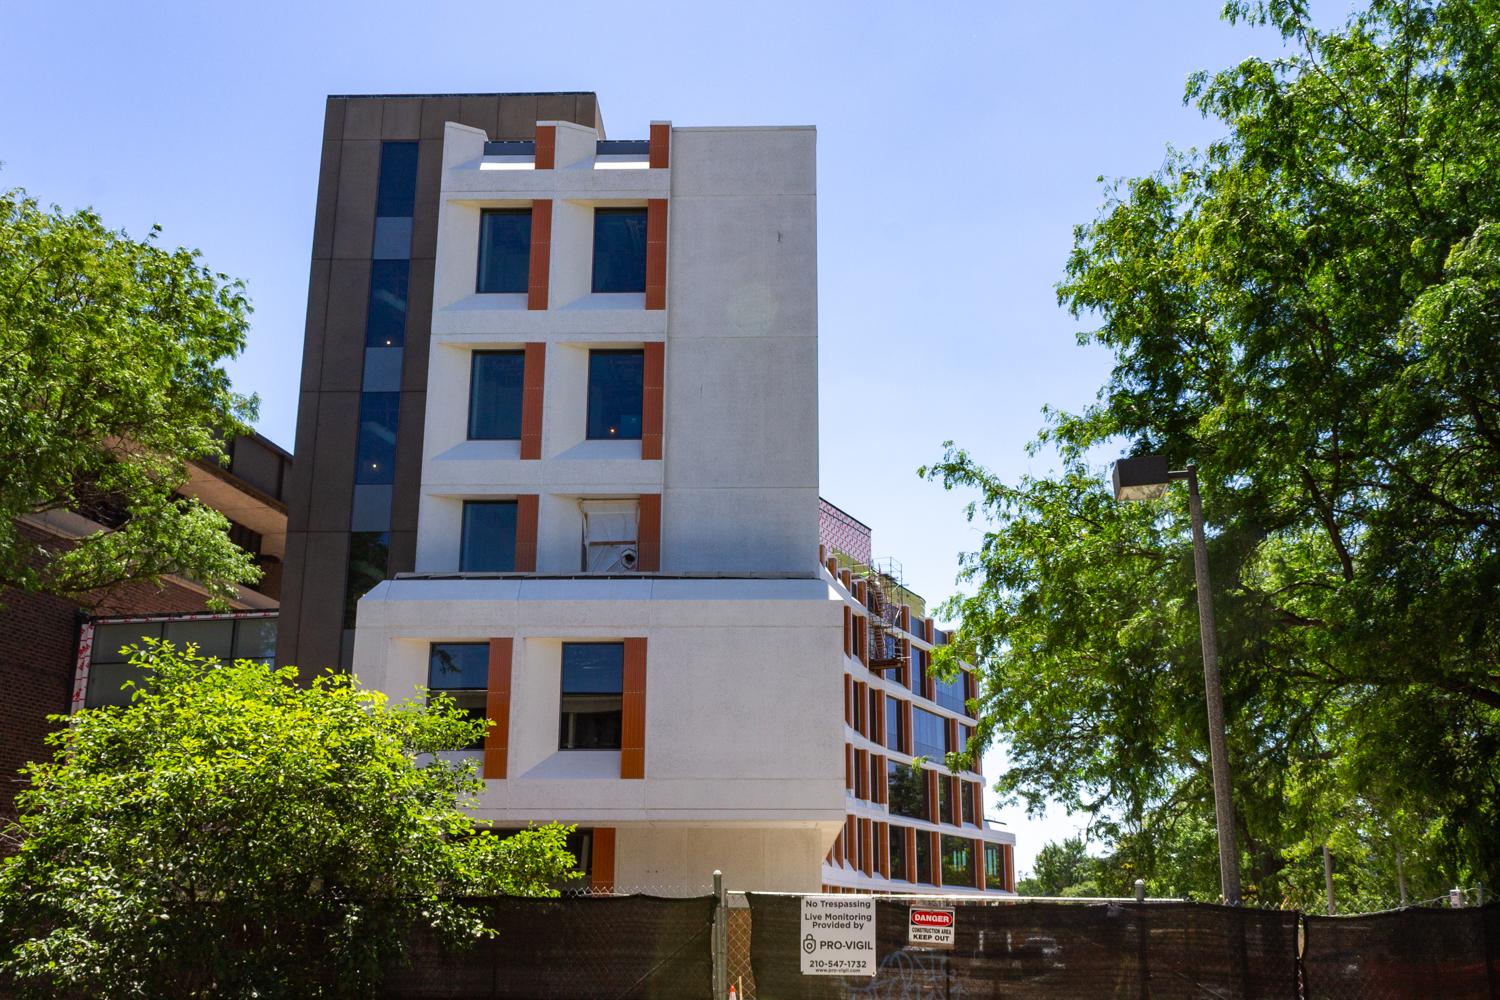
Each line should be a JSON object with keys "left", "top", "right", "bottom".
{"left": 799, "top": 896, "right": 876, "bottom": 976}
{"left": 908, "top": 907, "right": 955, "bottom": 948}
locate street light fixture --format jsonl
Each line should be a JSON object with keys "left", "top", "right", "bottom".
{"left": 1112, "top": 455, "right": 1242, "bottom": 906}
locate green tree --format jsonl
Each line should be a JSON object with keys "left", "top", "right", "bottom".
{"left": 1015, "top": 837, "right": 1100, "bottom": 897}
{"left": 926, "top": 0, "right": 1500, "bottom": 906}
{"left": 0, "top": 186, "right": 261, "bottom": 608}
{"left": 0, "top": 644, "right": 578, "bottom": 998}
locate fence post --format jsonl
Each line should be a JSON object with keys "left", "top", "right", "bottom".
{"left": 714, "top": 870, "right": 728, "bottom": 1000}
{"left": 1324, "top": 846, "right": 1336, "bottom": 915}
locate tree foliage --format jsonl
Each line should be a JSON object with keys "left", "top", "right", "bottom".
{"left": 926, "top": 0, "right": 1500, "bottom": 907}
{"left": 0, "top": 644, "right": 578, "bottom": 998}
{"left": 0, "top": 187, "right": 261, "bottom": 608}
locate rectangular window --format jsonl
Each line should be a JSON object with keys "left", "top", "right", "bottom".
{"left": 581, "top": 500, "right": 640, "bottom": 572}
{"left": 886, "top": 697, "right": 905, "bottom": 752}
{"left": 428, "top": 642, "right": 488, "bottom": 750}
{"left": 559, "top": 643, "right": 624, "bottom": 750}
{"left": 939, "top": 774, "right": 953, "bottom": 825}
{"left": 366, "top": 259, "right": 410, "bottom": 348}
{"left": 869, "top": 688, "right": 881, "bottom": 743}
{"left": 853, "top": 683, "right": 865, "bottom": 735}
{"left": 855, "top": 749, "right": 867, "bottom": 800}
{"left": 913, "top": 706, "right": 948, "bottom": 761}
{"left": 591, "top": 208, "right": 648, "bottom": 293}
{"left": 477, "top": 209, "right": 532, "bottom": 293}
{"left": 586, "top": 350, "right": 644, "bottom": 439}
{"left": 888, "top": 827, "right": 908, "bottom": 882}
{"left": 936, "top": 672, "right": 966, "bottom": 714}
{"left": 887, "top": 761, "right": 927, "bottom": 820}
{"left": 941, "top": 835, "right": 976, "bottom": 888}
{"left": 354, "top": 393, "right": 400, "bottom": 484}
{"left": 343, "top": 531, "right": 389, "bottom": 629}
{"left": 376, "top": 141, "right": 420, "bottom": 218}
{"left": 962, "top": 780, "right": 976, "bottom": 825}
{"left": 911, "top": 646, "right": 925, "bottom": 694}
{"left": 915, "top": 830, "right": 932, "bottom": 885}
{"left": 959, "top": 724, "right": 974, "bottom": 760}
{"left": 468, "top": 351, "right": 525, "bottom": 439}
{"left": 461, "top": 501, "right": 518, "bottom": 572}
{"left": 985, "top": 842, "right": 1004, "bottom": 885}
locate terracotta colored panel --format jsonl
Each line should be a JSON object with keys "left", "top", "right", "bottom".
{"left": 846, "top": 815, "right": 857, "bottom": 857}
{"left": 907, "top": 827, "right": 919, "bottom": 884}
{"left": 827, "top": 556, "right": 838, "bottom": 577}
{"left": 641, "top": 341, "right": 664, "bottom": 458}
{"left": 874, "top": 754, "right": 886, "bottom": 804}
{"left": 833, "top": 830, "right": 843, "bottom": 867}
{"left": 649, "top": 122, "right": 670, "bottom": 169}
{"left": 592, "top": 827, "right": 616, "bottom": 892}
{"left": 521, "top": 342, "right": 546, "bottom": 460}
{"left": 902, "top": 701, "right": 913, "bottom": 755}
{"left": 843, "top": 606, "right": 851, "bottom": 657}
{"left": 926, "top": 768, "right": 940, "bottom": 824}
{"left": 845, "top": 743, "right": 853, "bottom": 790}
{"left": 483, "top": 637, "right": 514, "bottom": 779}
{"left": 877, "top": 822, "right": 890, "bottom": 879}
{"left": 900, "top": 638, "right": 911, "bottom": 688}
{"left": 534, "top": 124, "right": 556, "bottom": 170}
{"left": 930, "top": 832, "right": 943, "bottom": 885}
{"left": 840, "top": 568, "right": 851, "bottom": 590}
{"left": 858, "top": 616, "right": 869, "bottom": 668}
{"left": 528, "top": 200, "right": 552, "bottom": 310}
{"left": 856, "top": 580, "right": 867, "bottom": 608}
{"left": 637, "top": 494, "right": 661, "bottom": 571}
{"left": 645, "top": 199, "right": 667, "bottom": 310}
{"left": 620, "top": 638, "right": 647, "bottom": 779}
{"left": 515, "top": 495, "right": 539, "bottom": 571}
{"left": 860, "top": 818, "right": 873, "bottom": 877}
{"left": 1005, "top": 843, "right": 1015, "bottom": 892}
{"left": 855, "top": 681, "right": 867, "bottom": 736}
{"left": 819, "top": 544, "right": 826, "bottom": 566}
{"left": 901, "top": 605, "right": 911, "bottom": 632}
{"left": 854, "top": 748, "right": 866, "bottom": 800}
{"left": 977, "top": 840, "right": 987, "bottom": 891}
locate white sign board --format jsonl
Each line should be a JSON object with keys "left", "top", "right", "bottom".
{"left": 799, "top": 896, "right": 876, "bottom": 976}
{"left": 907, "top": 907, "right": 955, "bottom": 949}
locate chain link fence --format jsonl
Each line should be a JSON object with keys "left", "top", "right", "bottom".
{"left": 367, "top": 883, "right": 1495, "bottom": 998}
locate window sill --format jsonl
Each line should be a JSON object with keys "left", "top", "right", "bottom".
{"left": 444, "top": 293, "right": 529, "bottom": 311}
{"left": 432, "top": 440, "right": 523, "bottom": 462}
{"left": 519, "top": 750, "right": 622, "bottom": 779}
{"left": 553, "top": 440, "right": 643, "bottom": 461}
{"left": 559, "top": 293, "right": 646, "bottom": 311}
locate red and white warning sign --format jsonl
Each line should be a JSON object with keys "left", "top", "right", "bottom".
{"left": 907, "top": 907, "right": 956, "bottom": 948}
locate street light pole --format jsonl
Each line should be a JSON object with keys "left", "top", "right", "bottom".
{"left": 1180, "top": 465, "right": 1241, "bottom": 906}
{"left": 1112, "top": 456, "right": 1242, "bottom": 905}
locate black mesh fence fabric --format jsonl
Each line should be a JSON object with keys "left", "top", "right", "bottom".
{"left": 1302, "top": 903, "right": 1500, "bottom": 1000}
{"left": 747, "top": 894, "right": 1300, "bottom": 1000}
{"left": 381, "top": 895, "right": 715, "bottom": 1000}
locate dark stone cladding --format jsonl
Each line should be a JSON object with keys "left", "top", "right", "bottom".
{"left": 277, "top": 93, "right": 604, "bottom": 674}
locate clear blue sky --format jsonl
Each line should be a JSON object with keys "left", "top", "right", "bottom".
{"left": 2, "top": 0, "right": 1300, "bottom": 875}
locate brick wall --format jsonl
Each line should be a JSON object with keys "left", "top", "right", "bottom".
{"left": 0, "top": 521, "right": 211, "bottom": 828}
{"left": 819, "top": 498, "right": 872, "bottom": 566}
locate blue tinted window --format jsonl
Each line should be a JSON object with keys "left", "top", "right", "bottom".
{"left": 343, "top": 531, "right": 389, "bottom": 629}
{"left": 428, "top": 643, "right": 490, "bottom": 689}
{"left": 477, "top": 210, "right": 532, "bottom": 293}
{"left": 366, "top": 259, "right": 409, "bottom": 348}
{"left": 887, "top": 761, "right": 926, "bottom": 821}
{"left": 468, "top": 352, "right": 525, "bottom": 439}
{"left": 355, "top": 393, "right": 400, "bottom": 485}
{"left": 942, "top": 835, "right": 975, "bottom": 887}
{"left": 461, "top": 501, "right": 517, "bottom": 572}
{"left": 586, "top": 350, "right": 643, "bottom": 440}
{"left": 913, "top": 707, "right": 948, "bottom": 761}
{"left": 559, "top": 643, "right": 624, "bottom": 750}
{"left": 376, "top": 141, "right": 420, "bottom": 218}
{"left": 591, "top": 208, "right": 648, "bottom": 293}
{"left": 935, "top": 674, "right": 966, "bottom": 713}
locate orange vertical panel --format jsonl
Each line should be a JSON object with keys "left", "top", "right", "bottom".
{"left": 860, "top": 818, "right": 873, "bottom": 877}
{"left": 843, "top": 606, "right": 852, "bottom": 657}
{"left": 877, "top": 822, "right": 890, "bottom": 879}
{"left": 874, "top": 754, "right": 886, "bottom": 804}
{"left": 856, "top": 580, "right": 867, "bottom": 608}
{"left": 931, "top": 831, "right": 943, "bottom": 886}
{"left": 621, "top": 638, "right": 647, "bottom": 778}
{"left": 649, "top": 122, "right": 670, "bottom": 169}
{"left": 902, "top": 701, "right": 913, "bottom": 755}
{"left": 520, "top": 342, "right": 546, "bottom": 459}
{"left": 977, "top": 841, "right": 987, "bottom": 892}
{"left": 513, "top": 495, "right": 539, "bottom": 571}
{"left": 527, "top": 199, "right": 552, "bottom": 309}
{"left": 840, "top": 568, "right": 851, "bottom": 591}
{"left": 846, "top": 815, "right": 857, "bottom": 860}
{"left": 483, "top": 638, "right": 513, "bottom": 779}
{"left": 1005, "top": 843, "right": 1015, "bottom": 892}
{"left": 855, "top": 681, "right": 867, "bottom": 736}
{"left": 641, "top": 341, "right": 664, "bottom": 457}
{"left": 534, "top": 124, "right": 556, "bottom": 169}
{"left": 637, "top": 493, "right": 661, "bottom": 571}
{"left": 855, "top": 748, "right": 867, "bottom": 800}
{"left": 819, "top": 544, "right": 826, "bottom": 566}
{"left": 858, "top": 616, "right": 869, "bottom": 668}
{"left": 833, "top": 830, "right": 844, "bottom": 867}
{"left": 827, "top": 557, "right": 839, "bottom": 577}
{"left": 907, "top": 827, "right": 919, "bottom": 884}
{"left": 591, "top": 827, "right": 615, "bottom": 892}
{"left": 926, "top": 769, "right": 940, "bottom": 824}
{"left": 645, "top": 199, "right": 668, "bottom": 310}
{"left": 845, "top": 743, "right": 853, "bottom": 790}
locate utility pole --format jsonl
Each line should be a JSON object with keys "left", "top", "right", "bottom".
{"left": 1111, "top": 458, "right": 1242, "bottom": 905}
{"left": 1324, "top": 846, "right": 1336, "bottom": 915}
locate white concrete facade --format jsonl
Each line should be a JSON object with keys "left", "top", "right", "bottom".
{"left": 352, "top": 114, "right": 1015, "bottom": 895}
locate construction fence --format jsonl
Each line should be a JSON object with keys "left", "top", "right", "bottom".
{"left": 382, "top": 890, "right": 1500, "bottom": 1000}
